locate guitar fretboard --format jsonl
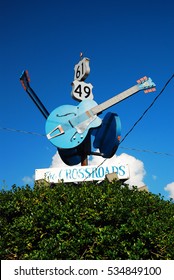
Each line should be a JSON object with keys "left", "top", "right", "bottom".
{"left": 91, "top": 84, "right": 140, "bottom": 115}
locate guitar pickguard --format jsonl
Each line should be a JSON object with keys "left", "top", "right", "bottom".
{"left": 74, "top": 116, "right": 97, "bottom": 133}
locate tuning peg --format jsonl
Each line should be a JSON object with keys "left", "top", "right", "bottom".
{"left": 141, "top": 76, "right": 148, "bottom": 82}
{"left": 137, "top": 76, "right": 148, "bottom": 84}
{"left": 149, "top": 88, "right": 156, "bottom": 92}
{"left": 144, "top": 88, "right": 156, "bottom": 93}
{"left": 144, "top": 89, "right": 149, "bottom": 93}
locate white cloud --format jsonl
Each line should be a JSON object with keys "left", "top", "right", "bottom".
{"left": 50, "top": 151, "right": 70, "bottom": 168}
{"left": 89, "top": 152, "right": 145, "bottom": 187}
{"left": 22, "top": 175, "right": 34, "bottom": 185}
{"left": 50, "top": 151, "right": 146, "bottom": 187}
{"left": 152, "top": 175, "right": 157, "bottom": 180}
{"left": 164, "top": 182, "right": 174, "bottom": 199}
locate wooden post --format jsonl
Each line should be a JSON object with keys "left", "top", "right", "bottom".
{"left": 81, "top": 153, "right": 88, "bottom": 166}
{"left": 78, "top": 133, "right": 91, "bottom": 166}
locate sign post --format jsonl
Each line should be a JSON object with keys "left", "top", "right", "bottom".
{"left": 71, "top": 53, "right": 94, "bottom": 166}
{"left": 78, "top": 133, "right": 91, "bottom": 166}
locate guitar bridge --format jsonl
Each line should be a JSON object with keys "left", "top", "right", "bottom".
{"left": 47, "top": 125, "right": 64, "bottom": 139}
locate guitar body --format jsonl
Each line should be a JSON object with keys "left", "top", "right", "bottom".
{"left": 45, "top": 99, "right": 102, "bottom": 149}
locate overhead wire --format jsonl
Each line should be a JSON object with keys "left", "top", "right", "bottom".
{"left": 0, "top": 127, "right": 45, "bottom": 137}
{"left": 119, "top": 146, "right": 174, "bottom": 157}
{"left": 0, "top": 127, "right": 173, "bottom": 157}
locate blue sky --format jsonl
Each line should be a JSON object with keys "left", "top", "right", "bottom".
{"left": 0, "top": 0, "right": 174, "bottom": 199}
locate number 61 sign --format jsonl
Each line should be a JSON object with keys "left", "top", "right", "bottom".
{"left": 74, "top": 57, "right": 90, "bottom": 81}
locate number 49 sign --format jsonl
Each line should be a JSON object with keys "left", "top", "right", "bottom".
{"left": 71, "top": 80, "right": 94, "bottom": 101}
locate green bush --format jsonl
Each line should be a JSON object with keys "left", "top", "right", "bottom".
{"left": 0, "top": 181, "right": 174, "bottom": 260}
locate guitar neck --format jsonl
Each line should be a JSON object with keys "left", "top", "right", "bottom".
{"left": 26, "top": 85, "right": 50, "bottom": 119}
{"left": 91, "top": 84, "right": 140, "bottom": 115}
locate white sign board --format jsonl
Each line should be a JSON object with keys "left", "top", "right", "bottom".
{"left": 35, "top": 164, "right": 129, "bottom": 183}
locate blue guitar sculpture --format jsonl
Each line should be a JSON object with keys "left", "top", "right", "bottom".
{"left": 45, "top": 77, "right": 156, "bottom": 149}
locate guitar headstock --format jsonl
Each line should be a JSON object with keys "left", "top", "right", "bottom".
{"left": 20, "top": 70, "right": 30, "bottom": 91}
{"left": 137, "top": 76, "right": 156, "bottom": 93}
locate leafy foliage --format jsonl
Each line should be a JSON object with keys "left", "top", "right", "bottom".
{"left": 0, "top": 181, "right": 174, "bottom": 260}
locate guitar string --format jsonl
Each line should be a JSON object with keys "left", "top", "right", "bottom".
{"left": 83, "top": 73, "right": 174, "bottom": 181}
